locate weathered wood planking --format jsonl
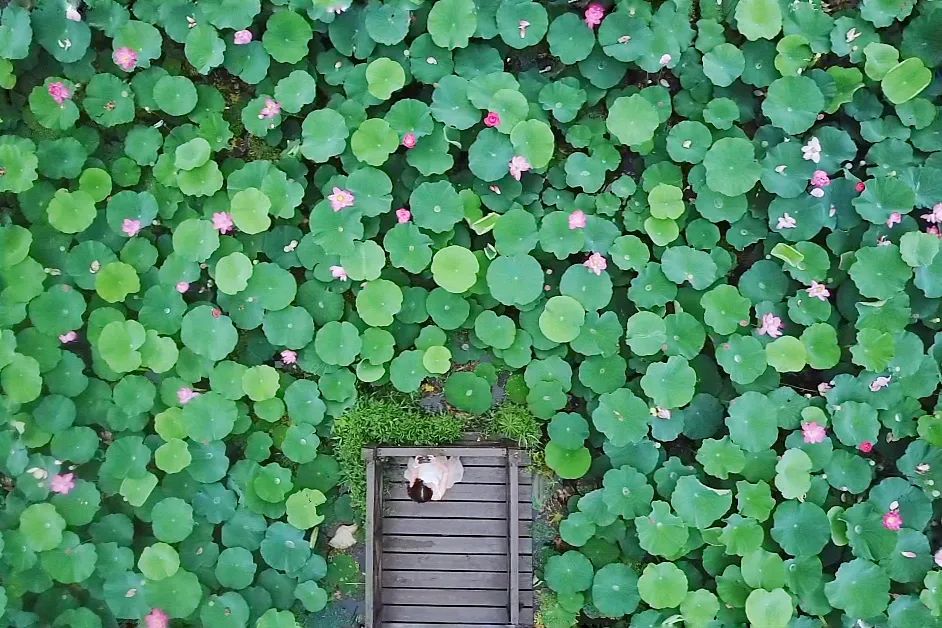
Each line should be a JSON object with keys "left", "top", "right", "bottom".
{"left": 364, "top": 440, "right": 535, "bottom": 627}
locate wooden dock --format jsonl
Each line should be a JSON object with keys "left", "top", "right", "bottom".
{"left": 363, "top": 443, "right": 534, "bottom": 627}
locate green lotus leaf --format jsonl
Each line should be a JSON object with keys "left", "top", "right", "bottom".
{"left": 607, "top": 94, "right": 659, "bottom": 146}
{"left": 882, "top": 58, "right": 931, "bottom": 105}
{"left": 638, "top": 562, "right": 688, "bottom": 609}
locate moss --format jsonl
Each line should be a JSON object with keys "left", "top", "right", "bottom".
{"left": 332, "top": 394, "right": 465, "bottom": 517}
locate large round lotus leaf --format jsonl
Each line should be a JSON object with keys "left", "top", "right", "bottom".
{"left": 726, "top": 392, "right": 779, "bottom": 452}
{"left": 544, "top": 442, "right": 591, "bottom": 479}
{"left": 882, "top": 58, "right": 931, "bottom": 105}
{"left": 172, "top": 219, "right": 220, "bottom": 261}
{"left": 355, "top": 279, "right": 403, "bottom": 327}
{"left": 640, "top": 356, "right": 696, "bottom": 409}
{"left": 444, "top": 371, "right": 492, "bottom": 414}
{"left": 143, "top": 569, "right": 202, "bottom": 618}
{"left": 548, "top": 412, "right": 588, "bottom": 450}
{"left": 19, "top": 503, "right": 66, "bottom": 551}
{"left": 301, "top": 109, "right": 348, "bottom": 162}
{"left": 261, "top": 522, "right": 312, "bottom": 571}
{"left": 151, "top": 497, "right": 194, "bottom": 543}
{"left": 638, "top": 562, "right": 688, "bottom": 609}
{"left": 607, "top": 94, "right": 659, "bottom": 146}
{"left": 770, "top": 501, "right": 830, "bottom": 556}
{"left": 670, "top": 476, "right": 732, "bottom": 529}
{"left": 154, "top": 75, "right": 198, "bottom": 116}
{"left": 431, "top": 246, "right": 479, "bottom": 293}
{"left": 735, "top": 0, "right": 783, "bottom": 40}
{"left": 138, "top": 542, "right": 180, "bottom": 581}
{"left": 762, "top": 76, "right": 825, "bottom": 134}
{"left": 511, "top": 119, "right": 555, "bottom": 169}
{"left": 592, "top": 563, "right": 640, "bottom": 617}
{"left": 214, "top": 547, "right": 256, "bottom": 590}
{"left": 95, "top": 262, "right": 140, "bottom": 303}
{"left": 215, "top": 252, "right": 254, "bottom": 295}
{"left": 351, "top": 118, "right": 399, "bottom": 166}
{"left": 775, "top": 449, "right": 813, "bottom": 500}
{"left": 242, "top": 365, "right": 279, "bottom": 401}
{"left": 636, "top": 501, "right": 689, "bottom": 559}
{"left": 181, "top": 306, "right": 238, "bottom": 360}
{"left": 366, "top": 58, "right": 405, "bottom": 100}
{"left": 545, "top": 550, "right": 593, "bottom": 595}
{"left": 263, "top": 10, "right": 313, "bottom": 64}
{"left": 824, "top": 558, "right": 890, "bottom": 618}
{"left": 745, "top": 589, "right": 793, "bottom": 628}
{"left": 426, "top": 0, "right": 477, "bottom": 49}
{"left": 703, "top": 138, "right": 761, "bottom": 196}
{"left": 486, "top": 254, "right": 544, "bottom": 306}
{"left": 539, "top": 296, "right": 585, "bottom": 344}
{"left": 409, "top": 180, "right": 463, "bottom": 233}
{"left": 592, "top": 388, "right": 650, "bottom": 447}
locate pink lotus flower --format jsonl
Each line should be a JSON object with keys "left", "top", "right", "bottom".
{"left": 177, "top": 387, "right": 199, "bottom": 405}
{"left": 234, "top": 30, "right": 253, "bottom": 45}
{"left": 817, "top": 382, "right": 833, "bottom": 395}
{"left": 859, "top": 440, "right": 874, "bottom": 453}
{"left": 49, "top": 473, "right": 75, "bottom": 495}
{"left": 48, "top": 82, "right": 71, "bottom": 105}
{"left": 402, "top": 133, "right": 416, "bottom": 149}
{"left": 122, "top": 219, "right": 142, "bottom": 237}
{"left": 59, "top": 331, "right": 77, "bottom": 344}
{"left": 396, "top": 208, "right": 411, "bottom": 223}
{"left": 920, "top": 203, "right": 942, "bottom": 224}
{"left": 484, "top": 111, "right": 501, "bottom": 127}
{"left": 869, "top": 376, "right": 891, "bottom": 392}
{"left": 810, "top": 170, "right": 831, "bottom": 188}
{"left": 145, "top": 608, "right": 169, "bottom": 628}
{"left": 887, "top": 212, "right": 902, "bottom": 228}
{"left": 508, "top": 155, "right": 531, "bottom": 181}
{"left": 212, "top": 212, "right": 234, "bottom": 234}
{"left": 568, "top": 210, "right": 587, "bottom": 230}
{"left": 930, "top": 225, "right": 942, "bottom": 238}
{"left": 258, "top": 98, "right": 281, "bottom": 120}
{"left": 330, "top": 265, "right": 348, "bottom": 281}
{"left": 807, "top": 281, "right": 830, "bottom": 301}
{"left": 856, "top": 181, "right": 866, "bottom": 193}
{"left": 281, "top": 349, "right": 297, "bottom": 365}
{"left": 583, "top": 252, "right": 607, "bottom": 276}
{"left": 802, "top": 137, "right": 822, "bottom": 164}
{"left": 801, "top": 421, "right": 826, "bottom": 445}
{"left": 175, "top": 282, "right": 189, "bottom": 294}
{"left": 757, "top": 313, "right": 783, "bottom": 338}
{"left": 328, "top": 187, "right": 355, "bottom": 211}
{"left": 659, "top": 53, "right": 672, "bottom": 67}
{"left": 650, "top": 407, "right": 671, "bottom": 420}
{"left": 883, "top": 509, "right": 903, "bottom": 531}
{"left": 584, "top": 3, "right": 605, "bottom": 28}
{"left": 776, "top": 213, "right": 796, "bottom": 230}
{"left": 65, "top": 3, "right": 81, "bottom": 21}
{"left": 113, "top": 47, "right": 139, "bottom": 72}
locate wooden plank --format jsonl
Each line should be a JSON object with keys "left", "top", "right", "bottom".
{"left": 365, "top": 452, "right": 378, "bottom": 628}
{"left": 377, "top": 446, "right": 509, "bottom": 458}
{"left": 382, "top": 605, "right": 510, "bottom": 623}
{"left": 383, "top": 535, "right": 532, "bottom": 555}
{"left": 381, "top": 588, "right": 534, "bottom": 607}
{"left": 383, "top": 570, "right": 531, "bottom": 590}
{"left": 508, "top": 450, "right": 520, "bottom": 626}
{"left": 385, "top": 500, "right": 532, "bottom": 520}
{"left": 382, "top": 552, "right": 533, "bottom": 573}
{"left": 386, "top": 454, "right": 509, "bottom": 467}
{"left": 386, "top": 465, "right": 531, "bottom": 485}
{"left": 386, "top": 482, "right": 532, "bottom": 502}
{"left": 383, "top": 517, "right": 531, "bottom": 537}
{"left": 384, "top": 623, "right": 532, "bottom": 628}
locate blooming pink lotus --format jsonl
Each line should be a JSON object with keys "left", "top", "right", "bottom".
{"left": 50, "top": 473, "right": 75, "bottom": 495}
{"left": 801, "top": 137, "right": 822, "bottom": 163}
{"left": 177, "top": 387, "right": 199, "bottom": 405}
{"left": 757, "top": 313, "right": 783, "bottom": 338}
{"left": 328, "top": 187, "right": 355, "bottom": 211}
{"left": 213, "top": 211, "right": 234, "bottom": 234}
{"left": 856, "top": 181, "right": 866, "bottom": 193}
{"left": 584, "top": 3, "right": 605, "bottom": 28}
{"left": 65, "top": 3, "right": 81, "bottom": 21}
{"left": 807, "top": 281, "right": 830, "bottom": 301}
{"left": 484, "top": 111, "right": 501, "bottom": 128}
{"left": 402, "top": 132, "right": 417, "bottom": 149}
{"left": 883, "top": 509, "right": 903, "bottom": 531}
{"left": 508, "top": 155, "right": 532, "bottom": 181}
{"left": 659, "top": 53, "right": 672, "bottom": 67}
{"left": 48, "top": 82, "right": 71, "bottom": 105}
{"left": 776, "top": 213, "right": 796, "bottom": 230}
{"left": 568, "top": 210, "right": 587, "bottom": 230}
{"left": 175, "top": 282, "right": 189, "bottom": 294}
{"left": 145, "top": 608, "right": 169, "bottom": 628}
{"left": 859, "top": 440, "right": 874, "bottom": 453}
{"left": 921, "top": 203, "right": 942, "bottom": 224}
{"left": 330, "top": 265, "right": 348, "bottom": 281}
{"left": 801, "top": 421, "right": 826, "bottom": 444}
{"left": 583, "top": 252, "right": 607, "bottom": 276}
{"left": 281, "top": 349, "right": 297, "bottom": 365}
{"left": 234, "top": 30, "right": 253, "bottom": 45}
{"left": 886, "top": 212, "right": 902, "bottom": 228}
{"left": 258, "top": 98, "right": 281, "bottom": 120}
{"left": 59, "top": 331, "right": 78, "bottom": 344}
{"left": 817, "top": 382, "right": 833, "bottom": 395}
{"left": 869, "top": 376, "right": 891, "bottom": 392}
{"left": 810, "top": 170, "right": 831, "bottom": 188}
{"left": 113, "top": 47, "right": 139, "bottom": 72}
{"left": 396, "top": 208, "right": 411, "bottom": 223}
{"left": 122, "top": 219, "right": 142, "bottom": 237}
